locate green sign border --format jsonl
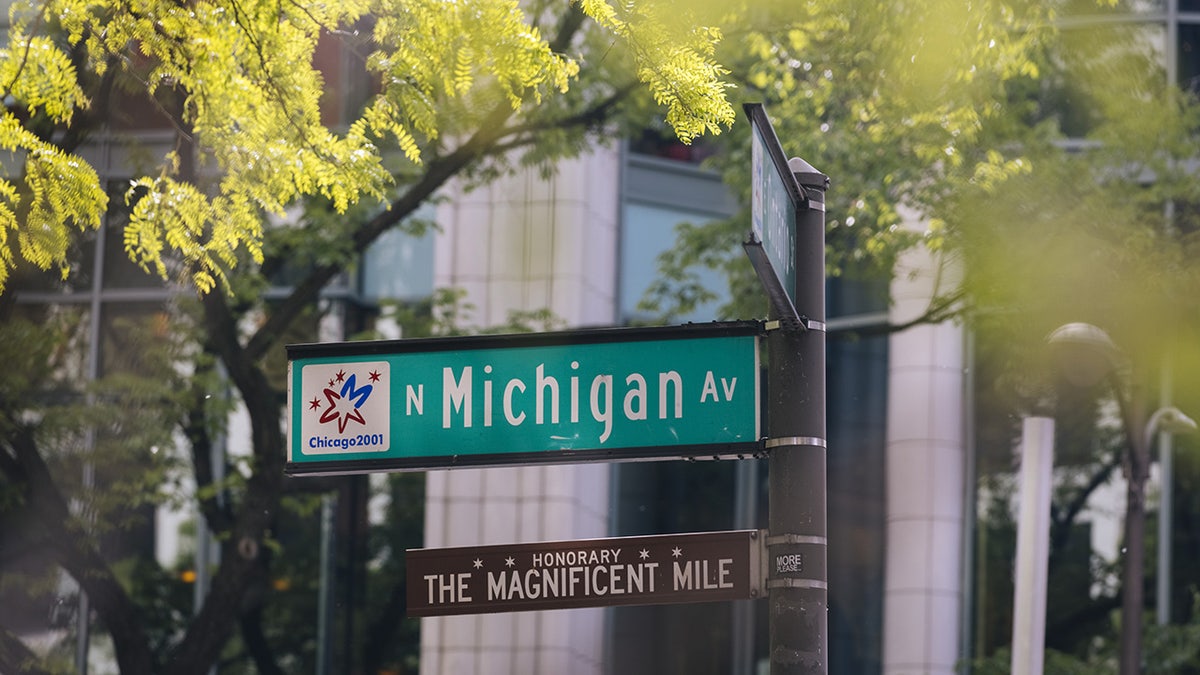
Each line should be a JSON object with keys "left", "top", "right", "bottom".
{"left": 744, "top": 102, "right": 805, "bottom": 325}
{"left": 286, "top": 321, "right": 764, "bottom": 475}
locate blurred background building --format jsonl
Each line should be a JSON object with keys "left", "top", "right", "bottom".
{"left": 7, "top": 2, "right": 1200, "bottom": 674}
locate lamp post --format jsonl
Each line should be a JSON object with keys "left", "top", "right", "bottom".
{"left": 1045, "top": 323, "right": 1196, "bottom": 675}
{"left": 1011, "top": 416, "right": 1056, "bottom": 675}
{"left": 1157, "top": 366, "right": 1176, "bottom": 627}
{"left": 1009, "top": 323, "right": 1113, "bottom": 675}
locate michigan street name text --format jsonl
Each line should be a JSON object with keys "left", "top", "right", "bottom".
{"left": 402, "top": 361, "right": 742, "bottom": 444}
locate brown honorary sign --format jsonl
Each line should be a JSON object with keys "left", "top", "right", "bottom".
{"left": 406, "top": 530, "right": 764, "bottom": 617}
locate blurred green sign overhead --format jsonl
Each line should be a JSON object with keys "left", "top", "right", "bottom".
{"left": 744, "top": 102, "right": 806, "bottom": 323}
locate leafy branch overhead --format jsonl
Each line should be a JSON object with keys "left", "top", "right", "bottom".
{"left": 0, "top": 0, "right": 736, "bottom": 295}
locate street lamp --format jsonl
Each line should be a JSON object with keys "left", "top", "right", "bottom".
{"left": 1044, "top": 323, "right": 1196, "bottom": 675}
{"left": 1044, "top": 322, "right": 1119, "bottom": 388}
{"left": 1147, "top": 404, "right": 1197, "bottom": 627}
{"left": 1011, "top": 415, "right": 1056, "bottom": 675}
{"left": 1011, "top": 323, "right": 1113, "bottom": 675}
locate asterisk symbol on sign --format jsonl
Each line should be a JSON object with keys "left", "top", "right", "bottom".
{"left": 505, "top": 557, "right": 516, "bottom": 567}
{"left": 639, "top": 549, "right": 650, "bottom": 560}
{"left": 309, "top": 397, "right": 321, "bottom": 411}
{"left": 369, "top": 370, "right": 381, "bottom": 383}
{"left": 473, "top": 559, "right": 483, "bottom": 569}
{"left": 335, "top": 369, "right": 346, "bottom": 383}
{"left": 671, "top": 547, "right": 683, "bottom": 558}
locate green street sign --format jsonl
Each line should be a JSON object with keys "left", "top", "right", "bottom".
{"left": 286, "top": 322, "right": 762, "bottom": 475}
{"left": 743, "top": 103, "right": 805, "bottom": 324}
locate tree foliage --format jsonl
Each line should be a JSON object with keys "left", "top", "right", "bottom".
{"left": 635, "top": 0, "right": 1055, "bottom": 321}
{"left": 0, "top": 0, "right": 736, "bottom": 294}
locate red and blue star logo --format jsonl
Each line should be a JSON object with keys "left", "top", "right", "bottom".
{"left": 308, "top": 367, "right": 384, "bottom": 433}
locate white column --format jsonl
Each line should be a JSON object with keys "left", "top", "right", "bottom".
{"left": 883, "top": 231, "right": 966, "bottom": 675}
{"left": 1011, "top": 416, "right": 1055, "bottom": 675}
{"left": 420, "top": 147, "right": 619, "bottom": 675}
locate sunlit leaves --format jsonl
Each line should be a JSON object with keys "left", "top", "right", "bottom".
{"left": 578, "top": 0, "right": 736, "bottom": 144}
{"left": 0, "top": 0, "right": 736, "bottom": 295}
{"left": 0, "top": 27, "right": 104, "bottom": 290}
{"left": 0, "top": 115, "right": 106, "bottom": 290}
{"left": 125, "top": 175, "right": 264, "bottom": 293}
{"left": 364, "top": 0, "right": 580, "bottom": 157}
{"left": 636, "top": 0, "right": 1060, "bottom": 321}
{"left": 0, "top": 36, "right": 86, "bottom": 123}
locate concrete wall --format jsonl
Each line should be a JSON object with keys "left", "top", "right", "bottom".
{"left": 882, "top": 225, "right": 967, "bottom": 675}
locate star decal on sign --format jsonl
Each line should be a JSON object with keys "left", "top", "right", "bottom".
{"left": 671, "top": 547, "right": 683, "bottom": 558}
{"left": 639, "top": 549, "right": 650, "bottom": 560}
{"left": 504, "top": 557, "right": 516, "bottom": 567}
{"left": 473, "top": 559, "right": 483, "bottom": 569}
{"left": 316, "top": 372, "right": 376, "bottom": 433}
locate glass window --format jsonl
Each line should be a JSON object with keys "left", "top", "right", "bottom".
{"left": 1179, "top": 22, "right": 1200, "bottom": 91}
{"left": 826, "top": 313, "right": 888, "bottom": 675}
{"left": 612, "top": 149, "right": 750, "bottom": 673}
{"left": 618, "top": 203, "right": 727, "bottom": 324}
{"left": 8, "top": 227, "right": 97, "bottom": 294}
{"left": 1058, "top": 0, "right": 1164, "bottom": 14}
{"left": 609, "top": 461, "right": 750, "bottom": 675}
{"left": 98, "top": 301, "right": 173, "bottom": 378}
{"left": 360, "top": 220, "right": 435, "bottom": 303}
{"left": 628, "top": 126, "right": 719, "bottom": 165}
{"left": 612, "top": 139, "right": 892, "bottom": 674}
{"left": 1037, "top": 22, "right": 1165, "bottom": 138}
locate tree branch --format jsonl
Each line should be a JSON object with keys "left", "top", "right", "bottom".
{"left": 162, "top": 290, "right": 288, "bottom": 675}
{"left": 0, "top": 624, "right": 52, "bottom": 675}
{"left": 238, "top": 581, "right": 287, "bottom": 675}
{"left": 827, "top": 288, "right": 968, "bottom": 341}
{"left": 361, "top": 576, "right": 408, "bottom": 673}
{"left": 243, "top": 102, "right": 514, "bottom": 361}
{"left": 4, "top": 424, "right": 156, "bottom": 673}
{"left": 498, "top": 84, "right": 638, "bottom": 140}
{"left": 182, "top": 369, "right": 235, "bottom": 536}
{"left": 1049, "top": 452, "right": 1121, "bottom": 560}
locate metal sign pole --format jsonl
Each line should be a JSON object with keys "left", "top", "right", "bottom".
{"left": 766, "top": 157, "right": 829, "bottom": 675}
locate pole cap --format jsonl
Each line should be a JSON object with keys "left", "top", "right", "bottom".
{"left": 789, "top": 157, "right": 830, "bottom": 191}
